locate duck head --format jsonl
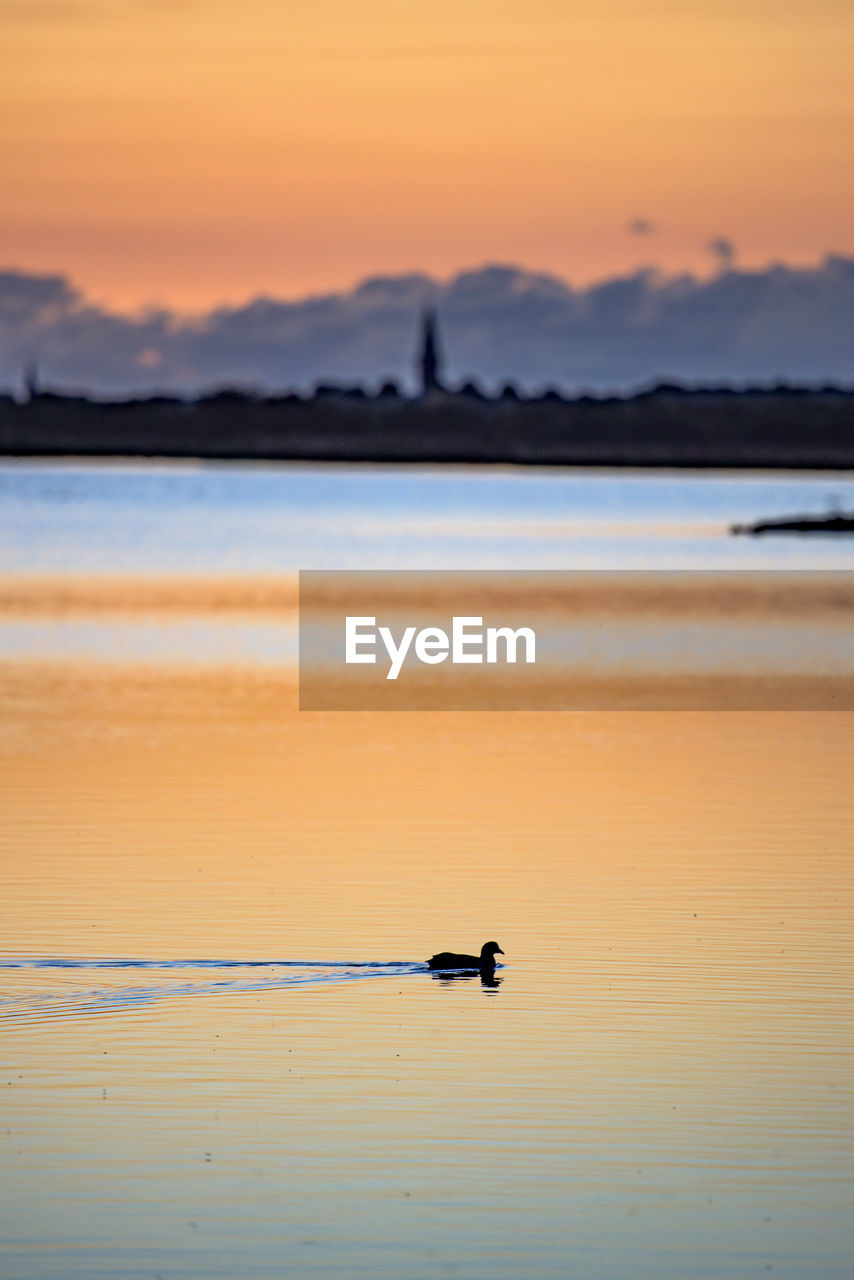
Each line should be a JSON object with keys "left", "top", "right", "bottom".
{"left": 480, "top": 941, "right": 504, "bottom": 963}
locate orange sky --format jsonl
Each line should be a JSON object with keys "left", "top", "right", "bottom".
{"left": 2, "top": 0, "right": 853, "bottom": 310}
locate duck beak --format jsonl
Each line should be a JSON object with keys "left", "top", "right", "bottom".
{"left": 496, "top": 947, "right": 504, "bottom": 955}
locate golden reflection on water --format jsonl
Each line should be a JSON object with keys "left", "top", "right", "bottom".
{"left": 2, "top": 661, "right": 854, "bottom": 968}
{"left": 1, "top": 660, "right": 854, "bottom": 1278}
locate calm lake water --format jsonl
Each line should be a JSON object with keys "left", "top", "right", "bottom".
{"left": 1, "top": 460, "right": 853, "bottom": 1278}
{"left": 3, "top": 459, "right": 854, "bottom": 575}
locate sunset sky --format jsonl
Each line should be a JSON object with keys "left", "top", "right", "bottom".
{"left": 3, "top": 0, "right": 853, "bottom": 310}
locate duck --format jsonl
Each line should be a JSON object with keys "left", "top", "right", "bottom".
{"left": 427, "top": 941, "right": 504, "bottom": 971}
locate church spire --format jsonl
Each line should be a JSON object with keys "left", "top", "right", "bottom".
{"left": 418, "top": 305, "right": 444, "bottom": 396}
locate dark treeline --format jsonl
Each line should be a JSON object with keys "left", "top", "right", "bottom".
{"left": 2, "top": 382, "right": 854, "bottom": 469}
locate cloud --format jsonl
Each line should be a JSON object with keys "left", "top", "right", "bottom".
{"left": 706, "top": 236, "right": 736, "bottom": 270}
{"left": 2, "top": 257, "right": 854, "bottom": 395}
{"left": 0, "top": 270, "right": 79, "bottom": 326}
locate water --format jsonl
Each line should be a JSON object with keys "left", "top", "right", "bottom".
{"left": 2, "top": 459, "right": 853, "bottom": 671}
{"left": 1, "top": 459, "right": 853, "bottom": 1278}
{"left": 2, "top": 459, "right": 854, "bottom": 574}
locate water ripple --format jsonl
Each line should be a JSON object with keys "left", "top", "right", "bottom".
{"left": 0, "top": 956, "right": 426, "bottom": 1028}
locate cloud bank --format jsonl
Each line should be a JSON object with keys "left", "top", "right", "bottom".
{"left": 2, "top": 258, "right": 854, "bottom": 396}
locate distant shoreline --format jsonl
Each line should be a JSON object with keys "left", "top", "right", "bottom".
{"left": 3, "top": 450, "right": 854, "bottom": 474}
{"left": 732, "top": 513, "right": 854, "bottom": 535}
{"left": 2, "top": 384, "right": 854, "bottom": 471}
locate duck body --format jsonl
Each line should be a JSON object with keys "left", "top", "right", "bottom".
{"left": 427, "top": 941, "right": 504, "bottom": 971}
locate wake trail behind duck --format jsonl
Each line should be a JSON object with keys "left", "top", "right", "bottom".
{"left": 0, "top": 957, "right": 427, "bottom": 1030}
{"left": 0, "top": 957, "right": 421, "bottom": 971}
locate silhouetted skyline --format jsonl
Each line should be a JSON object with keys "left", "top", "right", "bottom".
{"left": 3, "top": 256, "right": 854, "bottom": 397}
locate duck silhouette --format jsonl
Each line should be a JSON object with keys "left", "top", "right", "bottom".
{"left": 427, "top": 941, "right": 504, "bottom": 972}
